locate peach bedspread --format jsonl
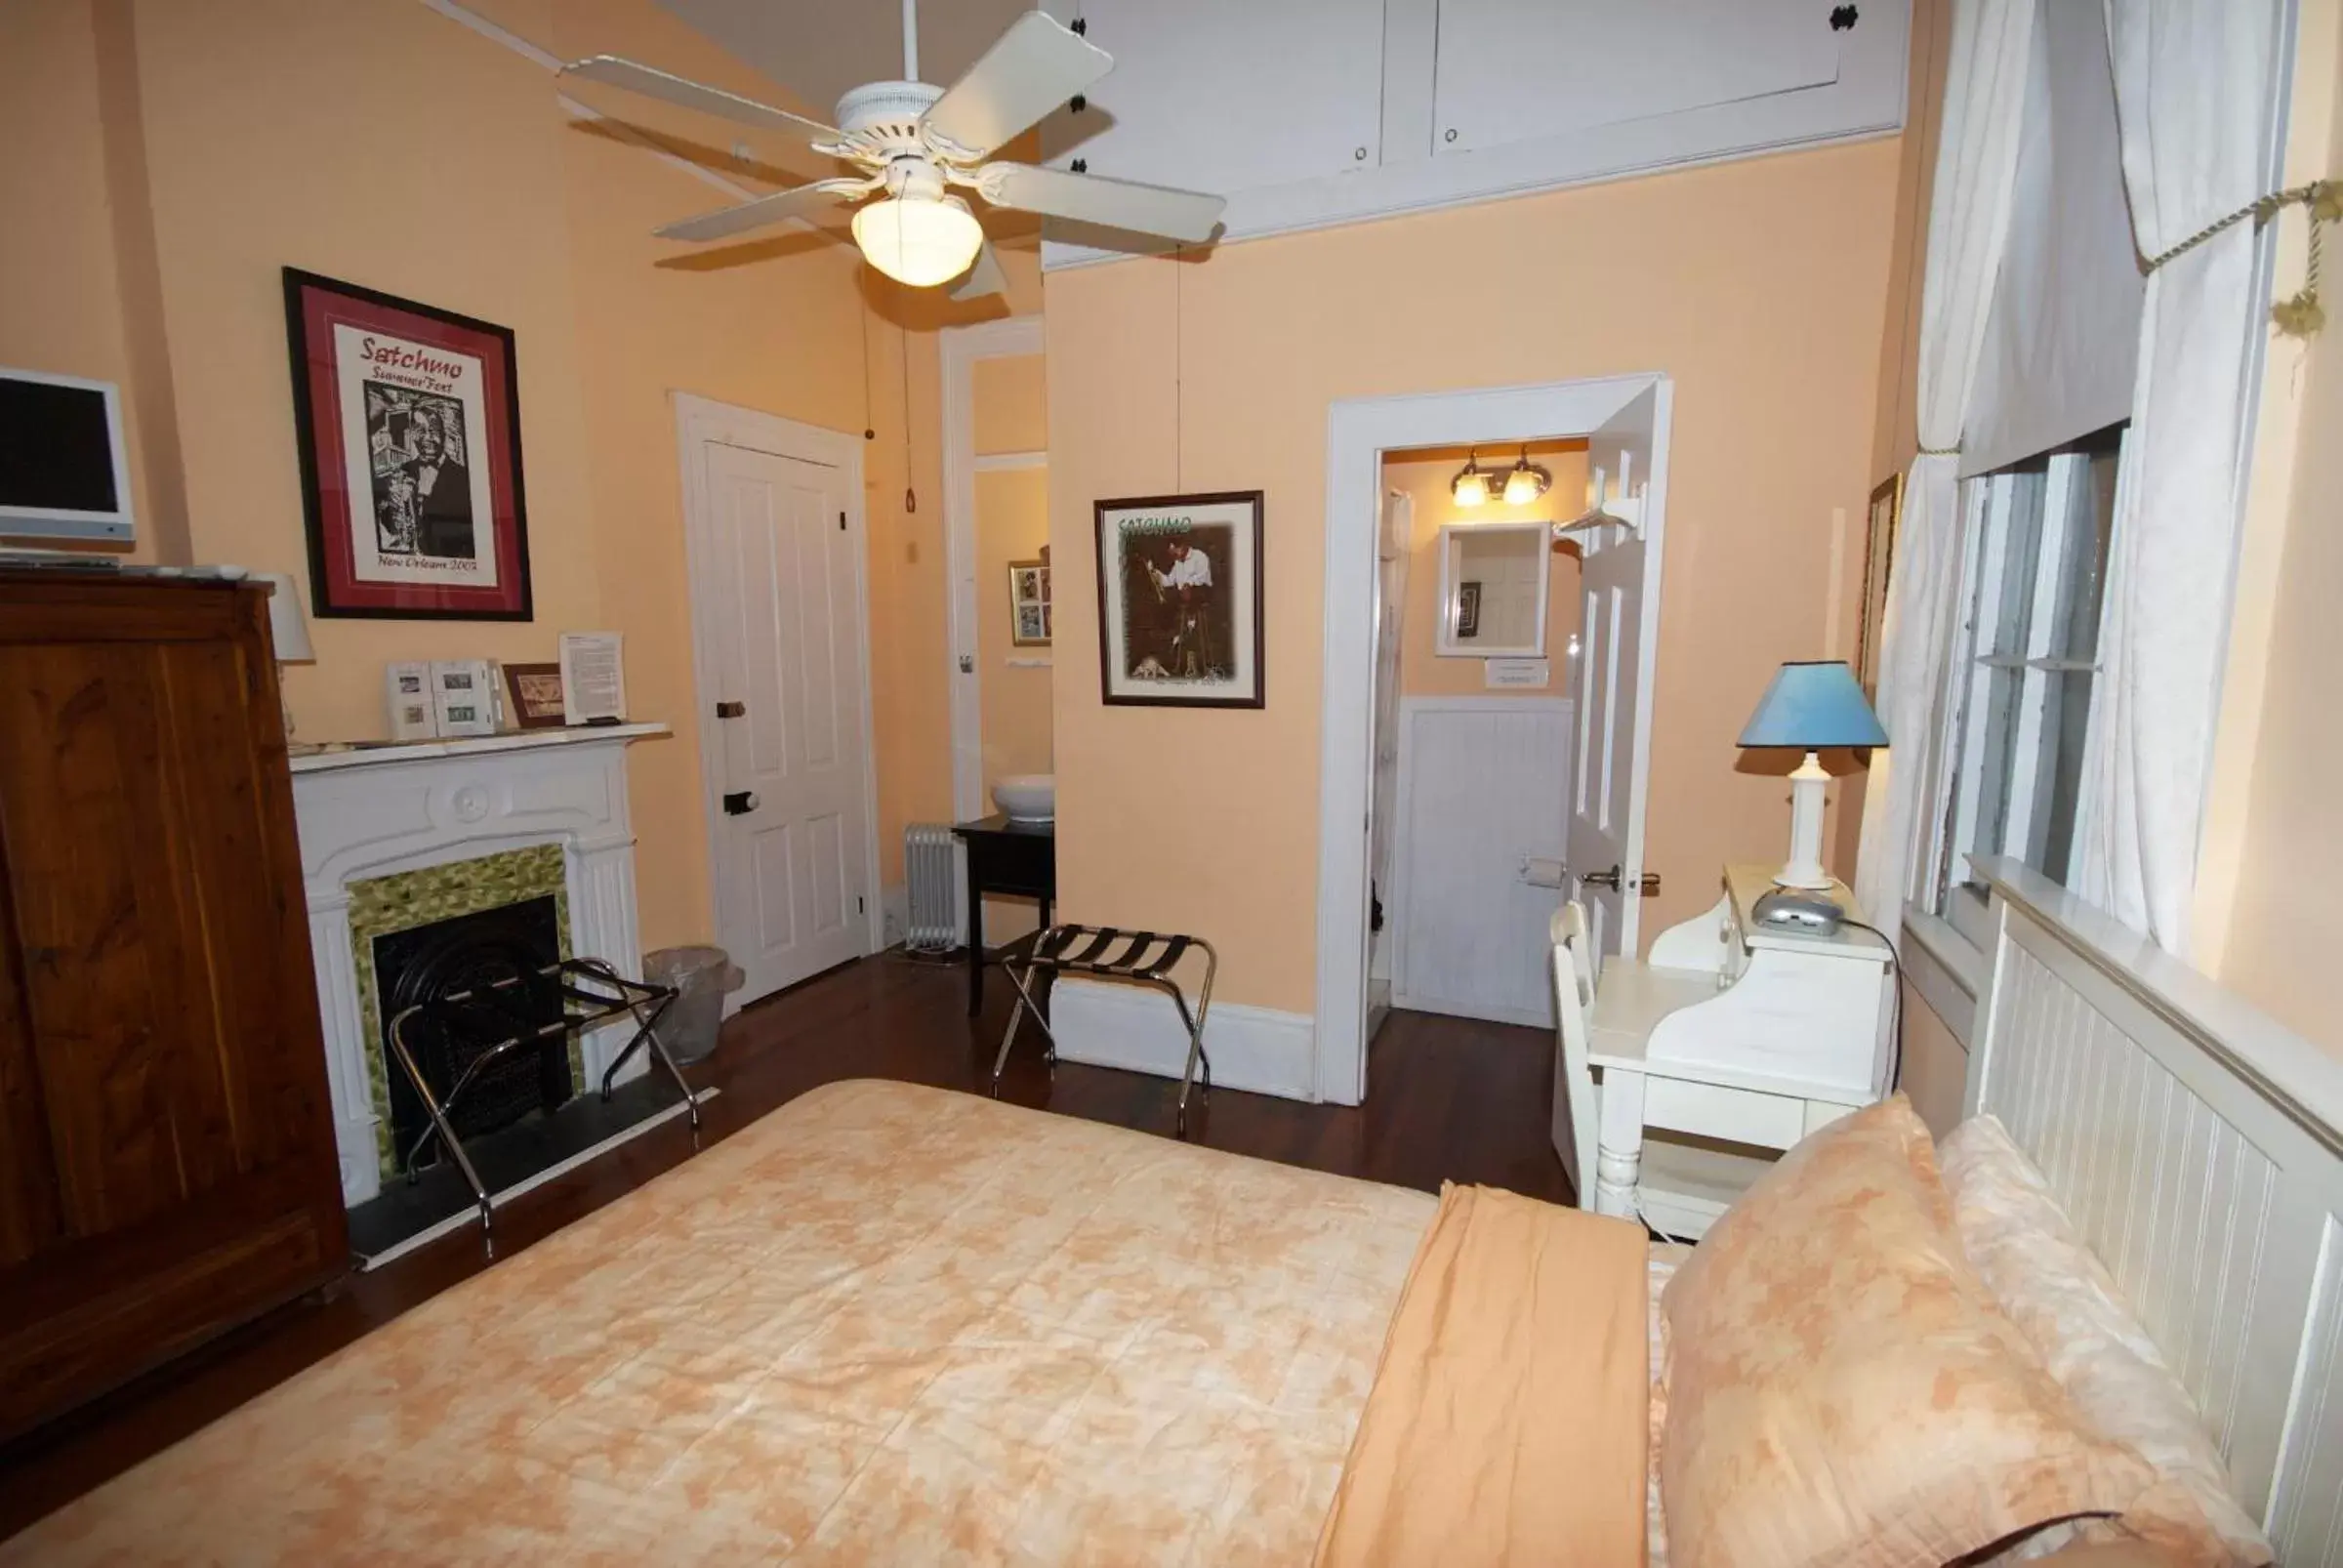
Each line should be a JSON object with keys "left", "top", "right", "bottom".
{"left": 6, "top": 1080, "right": 1439, "bottom": 1566}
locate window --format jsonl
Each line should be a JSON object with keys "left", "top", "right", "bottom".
{"left": 1920, "top": 426, "right": 2123, "bottom": 926}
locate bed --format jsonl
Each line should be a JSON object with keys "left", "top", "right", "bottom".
{"left": 9, "top": 854, "right": 2343, "bottom": 1565}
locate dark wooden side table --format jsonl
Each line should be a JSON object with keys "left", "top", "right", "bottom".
{"left": 951, "top": 815, "right": 1055, "bottom": 1014}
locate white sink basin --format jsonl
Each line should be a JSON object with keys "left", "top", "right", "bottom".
{"left": 993, "top": 773, "right": 1054, "bottom": 823}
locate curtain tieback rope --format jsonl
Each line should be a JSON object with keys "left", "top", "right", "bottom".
{"left": 2142, "top": 179, "right": 2343, "bottom": 338}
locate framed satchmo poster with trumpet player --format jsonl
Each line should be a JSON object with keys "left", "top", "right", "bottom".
{"left": 1093, "top": 491, "right": 1265, "bottom": 709}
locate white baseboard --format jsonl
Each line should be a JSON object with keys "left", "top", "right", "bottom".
{"left": 1047, "top": 977, "right": 1319, "bottom": 1102}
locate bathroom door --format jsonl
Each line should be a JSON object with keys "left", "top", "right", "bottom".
{"left": 698, "top": 436, "right": 875, "bottom": 1005}
{"left": 1567, "top": 384, "right": 1670, "bottom": 965}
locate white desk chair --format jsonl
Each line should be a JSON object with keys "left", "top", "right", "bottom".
{"left": 1548, "top": 902, "right": 1600, "bottom": 1207}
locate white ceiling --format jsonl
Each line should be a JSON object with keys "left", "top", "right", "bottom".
{"left": 653, "top": 0, "right": 1041, "bottom": 122}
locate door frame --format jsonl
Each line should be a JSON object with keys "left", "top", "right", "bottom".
{"left": 674, "top": 392, "right": 884, "bottom": 989}
{"left": 1316, "top": 373, "right": 1672, "bottom": 1104}
{"left": 940, "top": 314, "right": 1048, "bottom": 824}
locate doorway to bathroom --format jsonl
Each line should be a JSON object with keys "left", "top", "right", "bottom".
{"left": 1317, "top": 374, "right": 1672, "bottom": 1107}
{"left": 941, "top": 317, "right": 1053, "bottom": 947}
{"left": 1367, "top": 439, "right": 1583, "bottom": 1037}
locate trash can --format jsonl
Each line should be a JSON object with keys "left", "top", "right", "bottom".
{"left": 643, "top": 945, "right": 743, "bottom": 1064}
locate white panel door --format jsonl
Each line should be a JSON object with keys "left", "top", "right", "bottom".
{"left": 704, "top": 439, "right": 871, "bottom": 1002}
{"left": 1568, "top": 386, "right": 1670, "bottom": 964}
{"left": 1431, "top": 0, "right": 1843, "bottom": 157}
{"left": 1392, "top": 697, "right": 1573, "bottom": 1026}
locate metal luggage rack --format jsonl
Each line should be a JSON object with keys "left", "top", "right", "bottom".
{"left": 387, "top": 958, "right": 701, "bottom": 1248}
{"left": 994, "top": 925, "right": 1216, "bottom": 1135}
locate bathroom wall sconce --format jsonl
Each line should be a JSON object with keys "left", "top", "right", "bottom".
{"left": 1451, "top": 450, "right": 1491, "bottom": 507}
{"left": 1502, "top": 447, "right": 1551, "bottom": 505}
{"left": 1451, "top": 445, "right": 1552, "bottom": 507}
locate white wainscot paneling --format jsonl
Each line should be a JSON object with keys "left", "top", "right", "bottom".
{"left": 1390, "top": 696, "right": 1571, "bottom": 1028}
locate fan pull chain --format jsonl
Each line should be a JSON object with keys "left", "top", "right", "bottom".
{"left": 860, "top": 303, "right": 875, "bottom": 442}
{"left": 901, "top": 322, "right": 917, "bottom": 515}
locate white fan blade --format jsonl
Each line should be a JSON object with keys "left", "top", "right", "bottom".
{"left": 977, "top": 163, "right": 1222, "bottom": 244}
{"left": 922, "top": 12, "right": 1111, "bottom": 160}
{"left": 656, "top": 178, "right": 871, "bottom": 243}
{"left": 561, "top": 55, "right": 838, "bottom": 141}
{"left": 951, "top": 242, "right": 1009, "bottom": 302}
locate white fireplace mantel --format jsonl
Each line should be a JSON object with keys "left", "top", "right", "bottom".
{"left": 290, "top": 722, "right": 671, "bottom": 1206}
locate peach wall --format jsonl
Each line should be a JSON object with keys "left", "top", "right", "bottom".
{"left": 1046, "top": 140, "right": 1903, "bottom": 1013}
{"left": 1381, "top": 447, "right": 1584, "bottom": 699}
{"left": 973, "top": 354, "right": 1048, "bottom": 454}
{"left": 3, "top": 0, "right": 1034, "bottom": 955}
{"left": 0, "top": 0, "right": 177, "bottom": 562}
{"left": 2204, "top": 4, "right": 2343, "bottom": 1057}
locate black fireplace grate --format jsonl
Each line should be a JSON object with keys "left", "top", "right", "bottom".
{"left": 376, "top": 895, "right": 571, "bottom": 1160}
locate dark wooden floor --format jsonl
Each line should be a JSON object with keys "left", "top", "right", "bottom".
{"left": 0, "top": 953, "right": 1564, "bottom": 1539}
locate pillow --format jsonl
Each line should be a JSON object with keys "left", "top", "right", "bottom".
{"left": 1939, "top": 1115, "right": 2273, "bottom": 1567}
{"left": 1659, "top": 1094, "right": 2155, "bottom": 1568}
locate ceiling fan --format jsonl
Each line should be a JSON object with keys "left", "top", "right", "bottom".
{"left": 562, "top": 2, "right": 1225, "bottom": 296}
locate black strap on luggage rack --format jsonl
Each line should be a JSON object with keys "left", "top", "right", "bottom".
{"left": 993, "top": 925, "right": 1217, "bottom": 1135}
{"left": 386, "top": 957, "right": 701, "bottom": 1251}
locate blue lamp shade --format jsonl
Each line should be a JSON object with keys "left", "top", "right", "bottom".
{"left": 1738, "top": 660, "right": 1888, "bottom": 750}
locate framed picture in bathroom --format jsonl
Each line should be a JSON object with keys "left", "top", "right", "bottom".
{"left": 1007, "top": 558, "right": 1051, "bottom": 647}
{"left": 1093, "top": 490, "right": 1265, "bottom": 709}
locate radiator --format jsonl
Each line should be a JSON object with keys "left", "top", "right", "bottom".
{"left": 903, "top": 823, "right": 962, "bottom": 953}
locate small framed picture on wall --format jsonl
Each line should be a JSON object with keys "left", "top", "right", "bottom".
{"left": 1093, "top": 491, "right": 1265, "bottom": 709}
{"left": 1007, "top": 557, "right": 1051, "bottom": 647}
{"left": 283, "top": 268, "right": 533, "bottom": 621}
{"left": 1856, "top": 472, "right": 1903, "bottom": 698}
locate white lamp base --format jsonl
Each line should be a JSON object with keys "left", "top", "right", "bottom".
{"left": 1772, "top": 750, "right": 1833, "bottom": 889}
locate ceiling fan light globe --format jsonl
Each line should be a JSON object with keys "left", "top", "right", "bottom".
{"left": 853, "top": 194, "right": 984, "bottom": 288}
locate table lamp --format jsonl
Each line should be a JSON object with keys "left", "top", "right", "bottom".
{"left": 1738, "top": 660, "right": 1887, "bottom": 889}
{"left": 257, "top": 572, "right": 314, "bottom": 742}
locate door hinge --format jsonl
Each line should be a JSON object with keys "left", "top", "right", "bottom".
{"left": 839, "top": 511, "right": 847, "bottom": 532}
{"left": 715, "top": 700, "right": 746, "bottom": 720}
{"left": 857, "top": 896, "right": 866, "bottom": 914}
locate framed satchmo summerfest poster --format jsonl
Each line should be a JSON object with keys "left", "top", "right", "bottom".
{"left": 283, "top": 268, "right": 533, "bottom": 620}
{"left": 1093, "top": 491, "right": 1265, "bottom": 709}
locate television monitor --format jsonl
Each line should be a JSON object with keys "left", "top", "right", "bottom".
{"left": 0, "top": 368, "right": 136, "bottom": 543}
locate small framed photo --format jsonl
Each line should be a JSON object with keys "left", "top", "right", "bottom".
{"left": 386, "top": 660, "right": 437, "bottom": 741}
{"left": 1093, "top": 490, "right": 1265, "bottom": 709}
{"left": 1007, "top": 557, "right": 1051, "bottom": 647}
{"left": 431, "top": 658, "right": 496, "bottom": 737}
{"left": 1857, "top": 473, "right": 1903, "bottom": 699}
{"left": 284, "top": 268, "right": 532, "bottom": 621}
{"left": 501, "top": 661, "right": 567, "bottom": 729}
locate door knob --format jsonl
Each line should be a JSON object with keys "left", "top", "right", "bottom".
{"left": 722, "top": 790, "right": 759, "bottom": 815}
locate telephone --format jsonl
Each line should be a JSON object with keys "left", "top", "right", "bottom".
{"left": 1751, "top": 888, "right": 1845, "bottom": 936}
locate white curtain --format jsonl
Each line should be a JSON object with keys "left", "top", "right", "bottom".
{"left": 1854, "top": 0, "right": 2038, "bottom": 932}
{"left": 2071, "top": 0, "right": 2285, "bottom": 951}
{"left": 1369, "top": 490, "right": 1413, "bottom": 911}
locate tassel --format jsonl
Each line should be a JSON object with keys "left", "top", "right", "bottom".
{"left": 2273, "top": 292, "right": 2326, "bottom": 339}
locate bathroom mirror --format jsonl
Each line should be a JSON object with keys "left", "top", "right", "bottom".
{"left": 1436, "top": 521, "right": 1549, "bottom": 657}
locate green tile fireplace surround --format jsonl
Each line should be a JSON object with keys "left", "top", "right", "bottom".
{"left": 346, "top": 845, "right": 579, "bottom": 1179}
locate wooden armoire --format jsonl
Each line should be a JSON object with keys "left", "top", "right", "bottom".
{"left": 0, "top": 570, "right": 348, "bottom": 1440}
